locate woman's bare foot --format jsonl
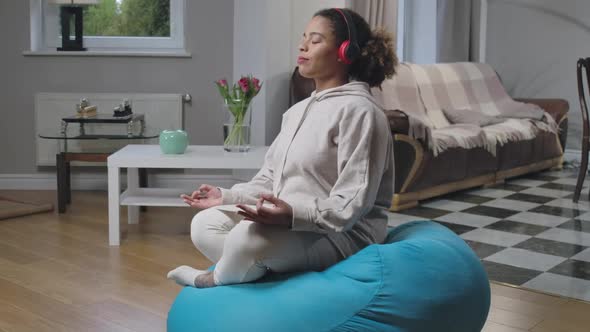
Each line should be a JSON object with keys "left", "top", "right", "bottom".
{"left": 194, "top": 271, "right": 217, "bottom": 288}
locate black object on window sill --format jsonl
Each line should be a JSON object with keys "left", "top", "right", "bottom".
{"left": 58, "top": 6, "right": 86, "bottom": 51}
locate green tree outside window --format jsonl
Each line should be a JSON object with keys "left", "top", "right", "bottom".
{"left": 83, "top": 0, "right": 170, "bottom": 37}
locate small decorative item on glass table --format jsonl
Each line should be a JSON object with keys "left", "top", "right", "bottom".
{"left": 215, "top": 75, "right": 262, "bottom": 152}
{"left": 113, "top": 99, "right": 133, "bottom": 118}
{"left": 75, "top": 98, "right": 97, "bottom": 118}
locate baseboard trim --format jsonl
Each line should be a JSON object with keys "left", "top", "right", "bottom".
{"left": 564, "top": 148, "right": 581, "bottom": 163}
{"left": 0, "top": 173, "right": 238, "bottom": 191}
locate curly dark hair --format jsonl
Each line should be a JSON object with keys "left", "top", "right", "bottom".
{"left": 314, "top": 8, "right": 398, "bottom": 88}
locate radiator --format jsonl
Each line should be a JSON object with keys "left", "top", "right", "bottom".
{"left": 35, "top": 93, "right": 184, "bottom": 166}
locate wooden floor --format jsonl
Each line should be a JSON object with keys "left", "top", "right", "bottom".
{"left": 0, "top": 190, "right": 589, "bottom": 332}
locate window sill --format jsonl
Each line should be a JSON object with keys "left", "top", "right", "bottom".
{"left": 22, "top": 50, "right": 192, "bottom": 58}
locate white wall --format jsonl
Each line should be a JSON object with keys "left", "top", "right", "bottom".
{"left": 0, "top": 0, "right": 235, "bottom": 174}
{"left": 486, "top": 0, "right": 590, "bottom": 150}
{"left": 264, "top": 1, "right": 293, "bottom": 144}
{"left": 234, "top": 0, "right": 346, "bottom": 146}
{"left": 233, "top": 0, "right": 268, "bottom": 146}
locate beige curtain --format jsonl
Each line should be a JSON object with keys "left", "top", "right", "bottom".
{"left": 349, "top": 0, "right": 397, "bottom": 38}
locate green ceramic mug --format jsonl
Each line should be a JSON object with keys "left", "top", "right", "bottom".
{"left": 159, "top": 129, "right": 188, "bottom": 154}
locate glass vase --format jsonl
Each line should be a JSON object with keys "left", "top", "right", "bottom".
{"left": 223, "top": 101, "right": 252, "bottom": 152}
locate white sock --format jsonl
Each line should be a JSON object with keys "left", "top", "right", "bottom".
{"left": 167, "top": 265, "right": 209, "bottom": 287}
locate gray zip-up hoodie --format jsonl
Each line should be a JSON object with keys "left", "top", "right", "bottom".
{"left": 220, "top": 81, "right": 394, "bottom": 256}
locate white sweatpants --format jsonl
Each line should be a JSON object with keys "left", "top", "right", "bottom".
{"left": 190, "top": 206, "right": 345, "bottom": 286}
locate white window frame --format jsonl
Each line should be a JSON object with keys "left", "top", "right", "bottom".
{"left": 396, "top": 0, "right": 487, "bottom": 63}
{"left": 396, "top": 0, "right": 405, "bottom": 61}
{"left": 31, "top": 0, "right": 185, "bottom": 53}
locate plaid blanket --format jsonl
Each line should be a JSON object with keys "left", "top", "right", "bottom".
{"left": 373, "top": 62, "right": 558, "bottom": 156}
{"left": 373, "top": 63, "right": 435, "bottom": 148}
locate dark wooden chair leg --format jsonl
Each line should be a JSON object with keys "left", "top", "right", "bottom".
{"left": 574, "top": 143, "right": 588, "bottom": 202}
{"left": 65, "top": 160, "right": 71, "bottom": 204}
{"left": 57, "top": 153, "right": 67, "bottom": 213}
{"left": 139, "top": 168, "right": 148, "bottom": 212}
{"left": 575, "top": 58, "right": 590, "bottom": 202}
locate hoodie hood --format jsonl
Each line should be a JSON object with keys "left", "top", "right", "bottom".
{"left": 311, "top": 81, "right": 384, "bottom": 109}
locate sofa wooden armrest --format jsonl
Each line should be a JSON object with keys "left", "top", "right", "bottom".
{"left": 514, "top": 98, "right": 569, "bottom": 149}
{"left": 514, "top": 98, "right": 569, "bottom": 124}
{"left": 392, "top": 134, "right": 422, "bottom": 193}
{"left": 383, "top": 109, "right": 409, "bottom": 135}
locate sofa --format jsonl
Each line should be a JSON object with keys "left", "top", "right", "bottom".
{"left": 290, "top": 62, "right": 569, "bottom": 211}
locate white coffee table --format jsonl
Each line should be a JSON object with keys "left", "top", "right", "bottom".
{"left": 107, "top": 144, "right": 268, "bottom": 246}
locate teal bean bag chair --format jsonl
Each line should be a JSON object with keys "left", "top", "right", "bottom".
{"left": 167, "top": 220, "right": 490, "bottom": 332}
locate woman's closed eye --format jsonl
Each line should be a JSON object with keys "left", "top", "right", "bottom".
{"left": 300, "top": 38, "right": 321, "bottom": 45}
{"left": 302, "top": 32, "right": 325, "bottom": 44}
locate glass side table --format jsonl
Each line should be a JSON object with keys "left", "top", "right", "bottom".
{"left": 60, "top": 113, "right": 146, "bottom": 137}
{"left": 39, "top": 123, "right": 159, "bottom": 213}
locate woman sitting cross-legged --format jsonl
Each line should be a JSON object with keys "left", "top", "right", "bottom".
{"left": 167, "top": 7, "right": 398, "bottom": 288}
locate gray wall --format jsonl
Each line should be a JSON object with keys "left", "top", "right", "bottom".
{"left": 0, "top": 0, "right": 234, "bottom": 174}
{"left": 404, "top": 0, "right": 437, "bottom": 64}
{"left": 486, "top": 0, "right": 590, "bottom": 150}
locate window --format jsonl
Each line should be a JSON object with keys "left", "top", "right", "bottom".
{"left": 33, "top": 0, "right": 185, "bottom": 53}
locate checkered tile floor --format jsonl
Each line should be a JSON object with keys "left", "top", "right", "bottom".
{"left": 385, "top": 168, "right": 590, "bottom": 302}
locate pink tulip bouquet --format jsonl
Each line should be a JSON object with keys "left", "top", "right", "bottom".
{"left": 215, "top": 75, "right": 262, "bottom": 150}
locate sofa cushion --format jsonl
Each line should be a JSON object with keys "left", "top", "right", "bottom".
{"left": 427, "top": 109, "right": 451, "bottom": 129}
{"left": 403, "top": 146, "right": 497, "bottom": 192}
{"left": 443, "top": 108, "right": 505, "bottom": 127}
{"left": 495, "top": 130, "right": 563, "bottom": 170}
{"left": 482, "top": 118, "right": 539, "bottom": 152}
{"left": 430, "top": 124, "right": 490, "bottom": 156}
{"left": 498, "top": 104, "right": 545, "bottom": 120}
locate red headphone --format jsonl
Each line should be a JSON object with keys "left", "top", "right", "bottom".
{"left": 333, "top": 8, "right": 360, "bottom": 65}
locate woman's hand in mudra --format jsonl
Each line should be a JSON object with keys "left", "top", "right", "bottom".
{"left": 236, "top": 194, "right": 293, "bottom": 227}
{"left": 180, "top": 184, "right": 222, "bottom": 209}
